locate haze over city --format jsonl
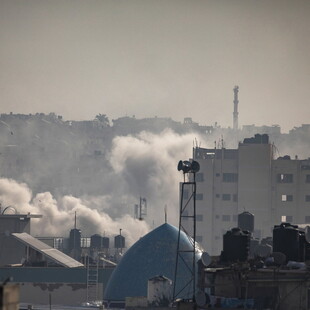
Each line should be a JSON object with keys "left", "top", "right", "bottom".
{"left": 1, "top": 3, "right": 310, "bottom": 307}
{"left": 1, "top": 0, "right": 309, "bottom": 133}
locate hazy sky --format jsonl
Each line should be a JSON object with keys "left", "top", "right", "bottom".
{"left": 0, "top": 0, "right": 309, "bottom": 132}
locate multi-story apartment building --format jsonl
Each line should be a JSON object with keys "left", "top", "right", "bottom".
{"left": 186, "top": 134, "right": 310, "bottom": 255}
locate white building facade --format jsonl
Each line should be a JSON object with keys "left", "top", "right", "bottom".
{"left": 185, "top": 134, "right": 310, "bottom": 255}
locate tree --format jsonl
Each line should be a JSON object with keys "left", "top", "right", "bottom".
{"left": 95, "top": 114, "right": 110, "bottom": 127}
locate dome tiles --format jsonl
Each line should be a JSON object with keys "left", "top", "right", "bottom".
{"left": 103, "top": 223, "right": 202, "bottom": 305}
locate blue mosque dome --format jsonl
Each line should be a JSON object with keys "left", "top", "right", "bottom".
{"left": 103, "top": 223, "right": 202, "bottom": 306}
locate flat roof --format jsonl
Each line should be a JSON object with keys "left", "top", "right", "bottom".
{"left": 12, "top": 233, "right": 84, "bottom": 268}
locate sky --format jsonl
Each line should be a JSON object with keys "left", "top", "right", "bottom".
{"left": 0, "top": 0, "right": 309, "bottom": 133}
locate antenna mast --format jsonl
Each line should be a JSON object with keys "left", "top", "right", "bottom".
{"left": 173, "top": 160, "right": 200, "bottom": 303}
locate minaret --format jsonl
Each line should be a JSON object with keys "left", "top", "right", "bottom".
{"left": 233, "top": 85, "right": 239, "bottom": 131}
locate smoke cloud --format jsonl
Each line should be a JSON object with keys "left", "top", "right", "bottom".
{"left": 108, "top": 129, "right": 205, "bottom": 227}
{"left": 0, "top": 130, "right": 206, "bottom": 246}
{"left": 0, "top": 178, "right": 149, "bottom": 246}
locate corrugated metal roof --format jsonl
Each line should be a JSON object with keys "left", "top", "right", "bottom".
{"left": 12, "top": 233, "right": 84, "bottom": 268}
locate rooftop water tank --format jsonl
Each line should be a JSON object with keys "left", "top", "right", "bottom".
{"left": 273, "top": 223, "right": 300, "bottom": 262}
{"left": 90, "top": 234, "right": 102, "bottom": 249}
{"left": 102, "top": 236, "right": 110, "bottom": 249}
{"left": 114, "top": 234, "right": 125, "bottom": 249}
{"left": 238, "top": 211, "right": 254, "bottom": 233}
{"left": 68, "top": 228, "right": 81, "bottom": 251}
{"left": 221, "top": 227, "right": 250, "bottom": 262}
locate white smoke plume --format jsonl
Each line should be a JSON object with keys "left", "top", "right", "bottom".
{"left": 0, "top": 178, "right": 149, "bottom": 246}
{"left": 0, "top": 130, "right": 207, "bottom": 246}
{"left": 107, "top": 129, "right": 206, "bottom": 228}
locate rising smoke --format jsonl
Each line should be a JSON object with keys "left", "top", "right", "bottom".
{"left": 0, "top": 129, "right": 206, "bottom": 246}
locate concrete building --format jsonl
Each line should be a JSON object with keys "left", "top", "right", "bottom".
{"left": 187, "top": 134, "right": 310, "bottom": 255}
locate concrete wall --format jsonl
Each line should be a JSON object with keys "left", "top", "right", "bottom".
{"left": 0, "top": 267, "right": 114, "bottom": 306}
{"left": 238, "top": 143, "right": 273, "bottom": 238}
{"left": 20, "top": 282, "right": 103, "bottom": 306}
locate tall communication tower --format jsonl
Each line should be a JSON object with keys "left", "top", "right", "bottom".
{"left": 233, "top": 85, "right": 239, "bottom": 131}
{"left": 173, "top": 160, "right": 200, "bottom": 302}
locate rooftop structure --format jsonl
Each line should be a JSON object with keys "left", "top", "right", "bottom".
{"left": 0, "top": 213, "right": 42, "bottom": 266}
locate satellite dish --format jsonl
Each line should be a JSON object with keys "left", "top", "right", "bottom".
{"left": 201, "top": 252, "right": 211, "bottom": 267}
{"left": 195, "top": 290, "right": 210, "bottom": 307}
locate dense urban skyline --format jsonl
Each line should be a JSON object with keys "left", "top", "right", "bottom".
{"left": 1, "top": 0, "right": 309, "bottom": 133}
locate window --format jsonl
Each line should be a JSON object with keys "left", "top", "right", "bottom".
{"left": 306, "top": 195, "right": 310, "bottom": 202}
{"left": 215, "top": 215, "right": 220, "bottom": 219}
{"left": 222, "top": 194, "right": 231, "bottom": 201}
{"left": 306, "top": 175, "right": 310, "bottom": 183}
{"left": 222, "top": 215, "right": 231, "bottom": 221}
{"left": 216, "top": 173, "right": 220, "bottom": 177}
{"left": 281, "top": 215, "right": 293, "bottom": 223}
{"left": 196, "top": 173, "right": 204, "bottom": 182}
{"left": 305, "top": 216, "right": 310, "bottom": 223}
{"left": 216, "top": 194, "right": 220, "bottom": 198}
{"left": 277, "top": 174, "right": 293, "bottom": 183}
{"left": 281, "top": 194, "right": 293, "bottom": 202}
{"left": 196, "top": 214, "right": 203, "bottom": 221}
{"left": 196, "top": 193, "right": 203, "bottom": 200}
{"left": 223, "top": 173, "right": 238, "bottom": 183}
{"left": 233, "top": 215, "right": 238, "bottom": 222}
{"left": 196, "top": 236, "right": 203, "bottom": 242}
{"left": 233, "top": 194, "right": 238, "bottom": 202}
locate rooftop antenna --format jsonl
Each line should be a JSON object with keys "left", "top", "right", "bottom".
{"left": 164, "top": 205, "right": 167, "bottom": 224}
{"left": 74, "top": 211, "right": 77, "bottom": 229}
